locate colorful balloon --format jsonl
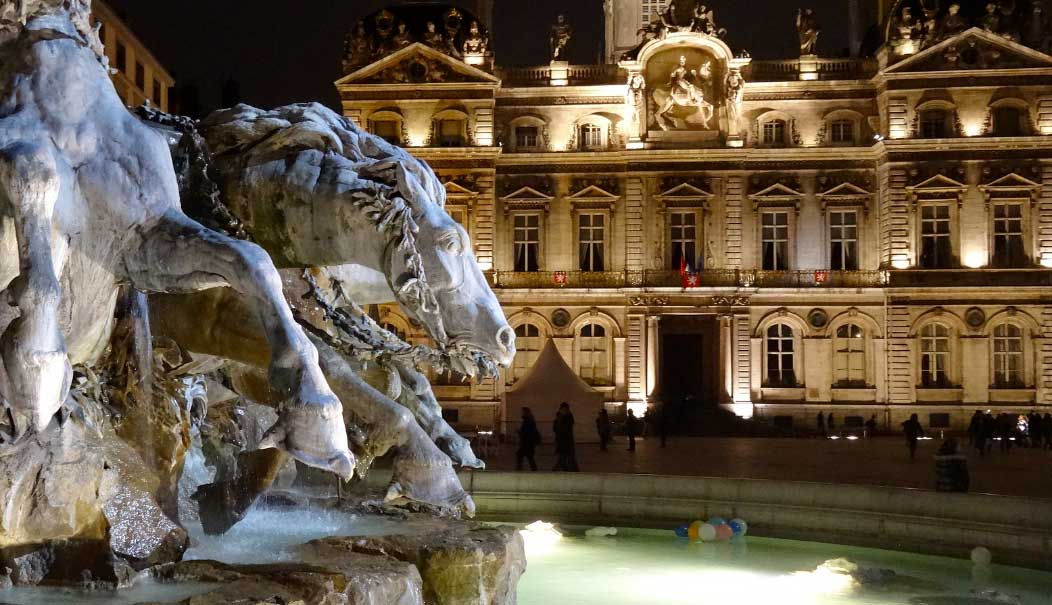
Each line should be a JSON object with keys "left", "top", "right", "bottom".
{"left": 698, "top": 523, "right": 718, "bottom": 542}
{"left": 729, "top": 519, "right": 749, "bottom": 537}
{"left": 708, "top": 517, "right": 727, "bottom": 527}
{"left": 688, "top": 520, "right": 703, "bottom": 540}
{"left": 674, "top": 525, "right": 689, "bottom": 539}
{"left": 715, "top": 523, "right": 734, "bottom": 541}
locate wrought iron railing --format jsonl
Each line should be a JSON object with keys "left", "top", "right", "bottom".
{"left": 489, "top": 270, "right": 888, "bottom": 290}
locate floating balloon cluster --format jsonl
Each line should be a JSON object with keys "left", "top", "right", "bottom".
{"left": 674, "top": 517, "right": 748, "bottom": 542}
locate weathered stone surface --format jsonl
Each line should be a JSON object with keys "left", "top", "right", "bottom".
{"left": 152, "top": 554, "right": 423, "bottom": 605}
{"left": 316, "top": 523, "right": 526, "bottom": 605}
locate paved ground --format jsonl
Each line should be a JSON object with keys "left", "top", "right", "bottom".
{"left": 475, "top": 435, "right": 1052, "bottom": 499}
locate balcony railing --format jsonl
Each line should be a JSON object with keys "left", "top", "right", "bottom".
{"left": 496, "top": 64, "right": 625, "bottom": 86}
{"left": 489, "top": 270, "right": 888, "bottom": 290}
{"left": 748, "top": 58, "right": 877, "bottom": 82}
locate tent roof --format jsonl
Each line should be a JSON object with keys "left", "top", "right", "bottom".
{"left": 506, "top": 339, "right": 603, "bottom": 400}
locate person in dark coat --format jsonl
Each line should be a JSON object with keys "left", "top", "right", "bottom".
{"left": 596, "top": 408, "right": 613, "bottom": 452}
{"left": 865, "top": 414, "right": 878, "bottom": 438}
{"left": 967, "top": 410, "right": 983, "bottom": 447}
{"left": 816, "top": 411, "right": 826, "bottom": 437}
{"left": 516, "top": 407, "right": 542, "bottom": 471}
{"left": 552, "top": 402, "right": 579, "bottom": 472}
{"left": 934, "top": 438, "right": 969, "bottom": 493}
{"left": 901, "top": 413, "right": 924, "bottom": 460}
{"left": 625, "top": 409, "right": 638, "bottom": 452}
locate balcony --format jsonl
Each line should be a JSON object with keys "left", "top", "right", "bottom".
{"left": 489, "top": 270, "right": 887, "bottom": 290}
{"left": 748, "top": 58, "right": 877, "bottom": 82}
{"left": 496, "top": 64, "right": 625, "bottom": 87}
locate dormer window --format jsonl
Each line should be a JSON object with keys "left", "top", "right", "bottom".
{"left": 830, "top": 120, "right": 855, "bottom": 145}
{"left": 371, "top": 120, "right": 401, "bottom": 145}
{"left": 919, "top": 109, "right": 950, "bottom": 138}
{"left": 515, "top": 126, "right": 539, "bottom": 151}
{"left": 762, "top": 120, "right": 788, "bottom": 146}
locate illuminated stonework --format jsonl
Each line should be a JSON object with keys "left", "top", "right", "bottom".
{"left": 339, "top": 3, "right": 1052, "bottom": 434}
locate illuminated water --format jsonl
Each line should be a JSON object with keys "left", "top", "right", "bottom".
{"left": 518, "top": 528, "right": 1052, "bottom": 605}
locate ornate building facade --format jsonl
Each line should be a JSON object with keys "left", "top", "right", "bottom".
{"left": 338, "top": 1, "right": 1052, "bottom": 434}
{"left": 92, "top": 0, "right": 174, "bottom": 111}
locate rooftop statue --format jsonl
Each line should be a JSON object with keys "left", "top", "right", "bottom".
{"left": 797, "top": 8, "right": 821, "bottom": 55}
{"left": 462, "top": 20, "right": 488, "bottom": 55}
{"left": 343, "top": 19, "right": 372, "bottom": 73}
{"left": 1023, "top": 2, "right": 1051, "bottom": 52}
{"left": 889, "top": 6, "right": 923, "bottom": 41}
{"left": 550, "top": 13, "right": 572, "bottom": 60}
{"left": 691, "top": 2, "right": 727, "bottom": 38}
{"left": 941, "top": 3, "right": 969, "bottom": 39}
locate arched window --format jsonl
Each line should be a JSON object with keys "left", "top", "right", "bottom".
{"left": 762, "top": 119, "right": 788, "bottom": 146}
{"left": 834, "top": 324, "right": 866, "bottom": 387}
{"left": 992, "top": 323, "right": 1024, "bottom": 388}
{"left": 919, "top": 323, "right": 951, "bottom": 387}
{"left": 382, "top": 322, "right": 406, "bottom": 341}
{"left": 765, "top": 324, "right": 796, "bottom": 387}
{"left": 578, "top": 323, "right": 611, "bottom": 386}
{"left": 579, "top": 123, "right": 605, "bottom": 150}
{"left": 992, "top": 106, "right": 1025, "bottom": 137}
{"left": 919, "top": 109, "right": 950, "bottom": 138}
{"left": 510, "top": 323, "right": 543, "bottom": 383}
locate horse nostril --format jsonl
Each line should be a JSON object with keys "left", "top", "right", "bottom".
{"left": 496, "top": 325, "right": 515, "bottom": 354}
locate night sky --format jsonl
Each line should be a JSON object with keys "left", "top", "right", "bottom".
{"left": 106, "top": 0, "right": 856, "bottom": 115}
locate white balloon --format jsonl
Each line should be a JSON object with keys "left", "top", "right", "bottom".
{"left": 699, "top": 523, "right": 718, "bottom": 542}
{"left": 971, "top": 546, "right": 992, "bottom": 566}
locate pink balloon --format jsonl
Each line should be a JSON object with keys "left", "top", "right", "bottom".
{"left": 715, "top": 524, "right": 734, "bottom": 541}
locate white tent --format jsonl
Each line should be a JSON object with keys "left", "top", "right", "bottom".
{"left": 503, "top": 339, "right": 605, "bottom": 442}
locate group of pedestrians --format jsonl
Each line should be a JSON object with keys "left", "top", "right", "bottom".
{"left": 966, "top": 410, "right": 1052, "bottom": 455}
{"left": 516, "top": 402, "right": 666, "bottom": 472}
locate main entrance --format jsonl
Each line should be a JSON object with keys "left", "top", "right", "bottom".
{"left": 658, "top": 315, "right": 720, "bottom": 409}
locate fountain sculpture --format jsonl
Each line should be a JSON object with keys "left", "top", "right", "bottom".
{"left": 0, "top": 1, "right": 522, "bottom": 598}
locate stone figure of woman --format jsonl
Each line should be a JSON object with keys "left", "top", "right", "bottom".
{"left": 941, "top": 3, "right": 969, "bottom": 38}
{"left": 550, "top": 14, "right": 573, "bottom": 60}
{"left": 797, "top": 8, "right": 821, "bottom": 55}
{"left": 726, "top": 68, "right": 745, "bottom": 133}
{"left": 626, "top": 72, "right": 647, "bottom": 136}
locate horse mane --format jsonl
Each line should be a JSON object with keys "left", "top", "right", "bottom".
{"left": 0, "top": 0, "right": 104, "bottom": 63}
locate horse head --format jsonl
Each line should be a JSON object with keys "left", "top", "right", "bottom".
{"left": 194, "top": 104, "right": 515, "bottom": 376}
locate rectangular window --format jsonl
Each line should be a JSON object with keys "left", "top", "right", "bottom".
{"left": 370, "top": 120, "right": 400, "bottom": 145}
{"left": 993, "top": 203, "right": 1026, "bottom": 268}
{"left": 513, "top": 214, "right": 540, "bottom": 272}
{"left": 438, "top": 119, "right": 465, "bottom": 147}
{"left": 761, "top": 211, "right": 790, "bottom": 271}
{"left": 669, "top": 211, "right": 698, "bottom": 270}
{"left": 993, "top": 107, "right": 1023, "bottom": 137}
{"left": 641, "top": 0, "right": 665, "bottom": 29}
{"left": 135, "top": 62, "right": 145, "bottom": 89}
{"left": 514, "top": 126, "right": 539, "bottom": 150}
{"left": 152, "top": 80, "right": 163, "bottom": 106}
{"left": 578, "top": 213, "right": 605, "bottom": 272}
{"left": 993, "top": 324, "right": 1024, "bottom": 388}
{"left": 762, "top": 120, "right": 786, "bottom": 146}
{"left": 830, "top": 120, "right": 854, "bottom": 145}
{"left": 580, "top": 124, "right": 604, "bottom": 150}
{"left": 115, "top": 40, "right": 126, "bottom": 72}
{"left": 920, "top": 205, "right": 953, "bottom": 268}
{"left": 920, "top": 324, "right": 951, "bottom": 387}
{"left": 829, "top": 210, "right": 859, "bottom": 270}
{"left": 447, "top": 207, "right": 468, "bottom": 229}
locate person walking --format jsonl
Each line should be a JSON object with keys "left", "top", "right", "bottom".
{"left": 817, "top": 411, "right": 826, "bottom": 437}
{"left": 901, "top": 413, "right": 924, "bottom": 460}
{"left": 827, "top": 412, "right": 836, "bottom": 435}
{"left": 864, "top": 414, "right": 878, "bottom": 438}
{"left": 626, "top": 409, "right": 638, "bottom": 452}
{"left": 967, "top": 410, "right": 983, "bottom": 447}
{"left": 1029, "top": 412, "right": 1043, "bottom": 448}
{"left": 552, "top": 402, "right": 580, "bottom": 472}
{"left": 515, "top": 407, "right": 541, "bottom": 471}
{"left": 596, "top": 408, "right": 613, "bottom": 452}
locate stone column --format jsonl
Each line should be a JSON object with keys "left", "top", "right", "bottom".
{"left": 646, "top": 315, "right": 662, "bottom": 403}
{"left": 720, "top": 315, "right": 733, "bottom": 403}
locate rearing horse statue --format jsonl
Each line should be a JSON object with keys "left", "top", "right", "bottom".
{"left": 0, "top": 1, "right": 353, "bottom": 478}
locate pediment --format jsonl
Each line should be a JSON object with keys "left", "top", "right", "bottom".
{"left": 500, "top": 186, "right": 553, "bottom": 202}
{"left": 443, "top": 181, "right": 478, "bottom": 197}
{"left": 337, "top": 43, "right": 500, "bottom": 86}
{"left": 656, "top": 182, "right": 715, "bottom": 199}
{"left": 749, "top": 182, "right": 804, "bottom": 199}
{"left": 980, "top": 172, "right": 1041, "bottom": 190}
{"left": 886, "top": 28, "right": 1052, "bottom": 74}
{"left": 568, "top": 185, "right": 620, "bottom": 201}
{"left": 907, "top": 174, "right": 967, "bottom": 192}
{"left": 818, "top": 182, "right": 872, "bottom": 199}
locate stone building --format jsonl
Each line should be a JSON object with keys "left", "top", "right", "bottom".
{"left": 337, "top": 1, "right": 1052, "bottom": 435}
{"left": 92, "top": 0, "right": 174, "bottom": 111}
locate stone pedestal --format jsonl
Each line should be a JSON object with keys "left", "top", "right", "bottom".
{"left": 549, "top": 60, "right": 569, "bottom": 86}
{"left": 798, "top": 54, "right": 819, "bottom": 80}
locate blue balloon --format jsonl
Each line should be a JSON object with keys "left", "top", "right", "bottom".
{"left": 729, "top": 519, "right": 747, "bottom": 536}
{"left": 708, "top": 517, "right": 727, "bottom": 527}
{"left": 674, "top": 525, "right": 689, "bottom": 538}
